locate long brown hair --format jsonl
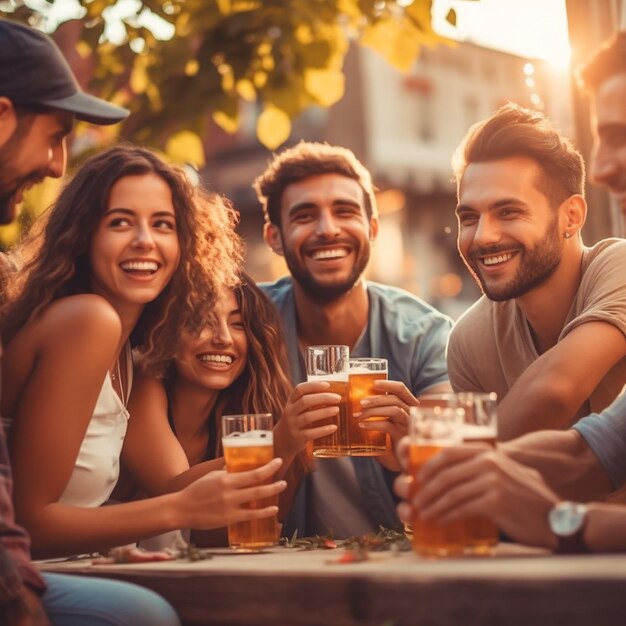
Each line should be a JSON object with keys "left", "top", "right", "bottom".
{"left": 166, "top": 273, "right": 292, "bottom": 460}
{"left": 3, "top": 145, "right": 242, "bottom": 373}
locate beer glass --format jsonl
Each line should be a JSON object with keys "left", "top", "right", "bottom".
{"left": 221, "top": 413, "right": 278, "bottom": 550}
{"left": 457, "top": 392, "right": 499, "bottom": 554}
{"left": 408, "top": 405, "right": 465, "bottom": 557}
{"left": 305, "top": 345, "right": 350, "bottom": 457}
{"left": 348, "top": 357, "right": 388, "bottom": 456}
{"left": 418, "top": 392, "right": 499, "bottom": 554}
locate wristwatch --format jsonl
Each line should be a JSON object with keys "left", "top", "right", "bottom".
{"left": 548, "top": 501, "right": 589, "bottom": 554}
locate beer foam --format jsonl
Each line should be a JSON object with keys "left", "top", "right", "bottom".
{"left": 349, "top": 366, "right": 387, "bottom": 375}
{"left": 222, "top": 430, "right": 273, "bottom": 447}
{"left": 307, "top": 373, "right": 349, "bottom": 382}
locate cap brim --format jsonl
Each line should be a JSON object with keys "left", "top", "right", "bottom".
{"left": 39, "top": 91, "right": 129, "bottom": 125}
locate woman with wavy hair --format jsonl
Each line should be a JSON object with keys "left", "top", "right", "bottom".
{"left": 128, "top": 274, "right": 343, "bottom": 548}
{"left": 1, "top": 145, "right": 286, "bottom": 559}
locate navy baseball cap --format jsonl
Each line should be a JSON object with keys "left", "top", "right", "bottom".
{"left": 0, "top": 19, "right": 129, "bottom": 125}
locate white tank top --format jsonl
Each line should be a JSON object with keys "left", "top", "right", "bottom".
{"left": 59, "top": 345, "right": 132, "bottom": 508}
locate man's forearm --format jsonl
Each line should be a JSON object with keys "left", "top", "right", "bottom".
{"left": 496, "top": 378, "right": 584, "bottom": 440}
{"left": 500, "top": 430, "right": 613, "bottom": 501}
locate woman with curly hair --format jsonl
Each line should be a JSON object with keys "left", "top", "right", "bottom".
{"left": 128, "top": 274, "right": 343, "bottom": 548}
{"left": 1, "top": 145, "right": 286, "bottom": 559}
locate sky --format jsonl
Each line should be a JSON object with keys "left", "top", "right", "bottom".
{"left": 433, "top": 0, "right": 571, "bottom": 67}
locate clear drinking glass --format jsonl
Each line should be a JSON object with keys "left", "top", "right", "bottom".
{"left": 348, "top": 357, "right": 388, "bottom": 456}
{"left": 456, "top": 392, "right": 499, "bottom": 554}
{"left": 221, "top": 413, "right": 278, "bottom": 551}
{"left": 305, "top": 345, "right": 350, "bottom": 457}
{"left": 417, "top": 392, "right": 499, "bottom": 554}
{"left": 408, "top": 405, "right": 465, "bottom": 557}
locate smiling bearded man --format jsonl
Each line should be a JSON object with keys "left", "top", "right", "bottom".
{"left": 447, "top": 103, "right": 626, "bottom": 442}
{"left": 254, "top": 141, "right": 453, "bottom": 539}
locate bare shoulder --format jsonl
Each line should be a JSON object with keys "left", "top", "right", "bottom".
{"left": 2, "top": 295, "right": 123, "bottom": 416}
{"left": 25, "top": 294, "right": 121, "bottom": 346}
{"left": 5, "top": 294, "right": 122, "bottom": 367}
{"left": 42, "top": 294, "right": 121, "bottom": 332}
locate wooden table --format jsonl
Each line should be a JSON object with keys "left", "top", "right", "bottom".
{"left": 38, "top": 545, "right": 626, "bottom": 626}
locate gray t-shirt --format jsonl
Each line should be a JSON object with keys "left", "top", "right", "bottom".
{"left": 573, "top": 389, "right": 626, "bottom": 490}
{"left": 448, "top": 239, "right": 626, "bottom": 423}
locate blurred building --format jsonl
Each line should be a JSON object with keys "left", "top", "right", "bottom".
{"left": 201, "top": 41, "right": 573, "bottom": 319}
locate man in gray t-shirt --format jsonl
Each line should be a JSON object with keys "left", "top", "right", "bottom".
{"left": 394, "top": 33, "right": 626, "bottom": 553}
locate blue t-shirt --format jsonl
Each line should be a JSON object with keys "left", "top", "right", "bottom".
{"left": 573, "top": 389, "right": 626, "bottom": 490}
{"left": 261, "top": 277, "right": 452, "bottom": 536}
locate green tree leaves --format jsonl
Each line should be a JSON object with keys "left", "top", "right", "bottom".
{"left": 1, "top": 1, "right": 454, "bottom": 151}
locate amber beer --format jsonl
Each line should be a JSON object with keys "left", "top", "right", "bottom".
{"left": 305, "top": 345, "right": 350, "bottom": 457}
{"left": 461, "top": 422, "right": 499, "bottom": 554}
{"left": 222, "top": 414, "right": 278, "bottom": 550}
{"left": 409, "top": 443, "right": 466, "bottom": 556}
{"left": 415, "top": 393, "right": 499, "bottom": 554}
{"left": 308, "top": 373, "right": 350, "bottom": 457}
{"left": 348, "top": 359, "right": 388, "bottom": 456}
{"left": 408, "top": 406, "right": 465, "bottom": 557}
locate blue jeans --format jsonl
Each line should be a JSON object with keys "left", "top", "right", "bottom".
{"left": 42, "top": 572, "right": 180, "bottom": 626}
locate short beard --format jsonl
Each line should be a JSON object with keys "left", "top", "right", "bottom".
{"left": 283, "top": 242, "right": 370, "bottom": 305}
{"left": 468, "top": 215, "right": 562, "bottom": 302}
{"left": 0, "top": 111, "right": 39, "bottom": 224}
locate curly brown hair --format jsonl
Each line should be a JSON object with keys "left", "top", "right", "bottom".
{"left": 253, "top": 141, "right": 377, "bottom": 227}
{"left": 164, "top": 273, "right": 293, "bottom": 460}
{"left": 2, "top": 144, "right": 243, "bottom": 374}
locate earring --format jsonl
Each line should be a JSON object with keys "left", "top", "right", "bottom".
{"left": 564, "top": 232, "right": 571, "bottom": 239}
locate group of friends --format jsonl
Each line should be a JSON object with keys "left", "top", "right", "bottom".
{"left": 0, "top": 16, "right": 625, "bottom": 626}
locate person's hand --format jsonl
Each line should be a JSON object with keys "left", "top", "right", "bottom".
{"left": 394, "top": 444, "right": 560, "bottom": 549}
{"left": 355, "top": 380, "right": 418, "bottom": 471}
{"left": 273, "top": 381, "right": 342, "bottom": 460}
{"left": 8, "top": 587, "right": 51, "bottom": 626}
{"left": 175, "top": 458, "right": 287, "bottom": 530}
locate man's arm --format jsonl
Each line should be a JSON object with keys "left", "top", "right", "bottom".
{"left": 394, "top": 440, "right": 626, "bottom": 553}
{"left": 394, "top": 441, "right": 561, "bottom": 549}
{"left": 496, "top": 321, "right": 626, "bottom": 440}
{"left": 500, "top": 429, "right": 613, "bottom": 501}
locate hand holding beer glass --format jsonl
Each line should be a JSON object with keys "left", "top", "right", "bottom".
{"left": 222, "top": 413, "right": 279, "bottom": 550}
{"left": 348, "top": 358, "right": 389, "bottom": 456}
{"left": 414, "top": 392, "right": 499, "bottom": 554}
{"left": 305, "top": 345, "right": 350, "bottom": 457}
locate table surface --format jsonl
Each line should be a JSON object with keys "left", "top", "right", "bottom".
{"left": 38, "top": 544, "right": 626, "bottom": 626}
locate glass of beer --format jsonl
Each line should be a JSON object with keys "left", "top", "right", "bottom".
{"left": 348, "top": 357, "right": 388, "bottom": 456}
{"left": 221, "top": 413, "right": 278, "bottom": 551}
{"left": 408, "top": 405, "right": 465, "bottom": 557}
{"left": 457, "top": 392, "right": 499, "bottom": 554}
{"left": 418, "top": 392, "right": 499, "bottom": 554}
{"left": 305, "top": 345, "right": 350, "bottom": 457}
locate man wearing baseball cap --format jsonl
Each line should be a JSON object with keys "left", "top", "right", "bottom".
{"left": 0, "top": 18, "right": 128, "bottom": 223}
{"left": 0, "top": 19, "right": 180, "bottom": 626}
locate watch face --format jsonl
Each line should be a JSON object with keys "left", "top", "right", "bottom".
{"left": 549, "top": 502, "right": 587, "bottom": 537}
